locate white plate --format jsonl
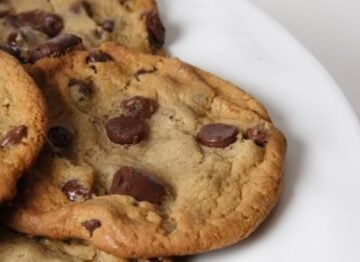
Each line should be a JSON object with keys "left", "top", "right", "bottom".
{"left": 157, "top": 0, "right": 360, "bottom": 261}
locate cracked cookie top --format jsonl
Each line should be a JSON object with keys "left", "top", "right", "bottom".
{"left": 4, "top": 43, "right": 286, "bottom": 258}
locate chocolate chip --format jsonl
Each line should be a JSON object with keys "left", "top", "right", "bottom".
{"left": 28, "top": 34, "right": 82, "bottom": 63}
{"left": 101, "top": 20, "right": 114, "bottom": 32}
{"left": 110, "top": 167, "right": 165, "bottom": 204}
{"left": 86, "top": 51, "right": 113, "bottom": 63}
{"left": 12, "top": 10, "right": 63, "bottom": 37}
{"left": 61, "top": 180, "right": 91, "bottom": 201}
{"left": 0, "top": 11, "right": 9, "bottom": 18}
{"left": 0, "top": 125, "right": 27, "bottom": 148}
{"left": 245, "top": 127, "right": 267, "bottom": 147}
{"left": 48, "top": 126, "right": 73, "bottom": 148}
{"left": 198, "top": 123, "right": 238, "bottom": 148}
{"left": 81, "top": 219, "right": 101, "bottom": 236}
{"left": 68, "top": 79, "right": 93, "bottom": 100}
{"left": 121, "top": 96, "right": 157, "bottom": 119}
{"left": 146, "top": 10, "right": 165, "bottom": 49}
{"left": 105, "top": 116, "right": 146, "bottom": 145}
{"left": 70, "top": 1, "right": 92, "bottom": 17}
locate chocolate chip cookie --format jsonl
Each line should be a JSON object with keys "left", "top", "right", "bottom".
{"left": 0, "top": 0, "right": 165, "bottom": 62}
{"left": 0, "top": 226, "right": 172, "bottom": 262}
{"left": 4, "top": 43, "right": 286, "bottom": 258}
{"left": 0, "top": 50, "right": 47, "bottom": 204}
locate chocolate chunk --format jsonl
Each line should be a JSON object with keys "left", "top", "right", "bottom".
{"left": 146, "top": 10, "right": 165, "bottom": 49}
{"left": 81, "top": 219, "right": 101, "bottom": 236}
{"left": 101, "top": 20, "right": 114, "bottom": 32}
{"left": 198, "top": 123, "right": 238, "bottom": 148}
{"left": 11, "top": 10, "right": 63, "bottom": 37}
{"left": 86, "top": 51, "right": 113, "bottom": 63}
{"left": 61, "top": 180, "right": 91, "bottom": 201}
{"left": 28, "top": 34, "right": 82, "bottom": 63}
{"left": 0, "top": 11, "right": 9, "bottom": 18}
{"left": 105, "top": 116, "right": 146, "bottom": 145}
{"left": 110, "top": 166, "right": 165, "bottom": 204}
{"left": 70, "top": 1, "right": 92, "bottom": 17}
{"left": 48, "top": 126, "right": 73, "bottom": 148}
{"left": 245, "top": 127, "right": 267, "bottom": 147}
{"left": 121, "top": 96, "right": 157, "bottom": 119}
{"left": 68, "top": 78, "right": 93, "bottom": 97}
{"left": 0, "top": 125, "right": 27, "bottom": 148}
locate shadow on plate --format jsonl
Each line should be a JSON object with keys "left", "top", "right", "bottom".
{"left": 148, "top": 2, "right": 305, "bottom": 257}
{"left": 156, "top": 0, "right": 183, "bottom": 55}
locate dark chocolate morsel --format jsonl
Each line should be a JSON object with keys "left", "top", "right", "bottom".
{"left": 11, "top": 10, "right": 63, "bottom": 37}
{"left": 245, "top": 127, "right": 268, "bottom": 147}
{"left": 198, "top": 123, "right": 238, "bottom": 148}
{"left": 86, "top": 51, "right": 113, "bottom": 63}
{"left": 101, "top": 20, "right": 114, "bottom": 32}
{"left": 47, "top": 126, "right": 73, "bottom": 148}
{"left": 0, "top": 125, "right": 27, "bottom": 148}
{"left": 121, "top": 96, "right": 157, "bottom": 119}
{"left": 61, "top": 180, "right": 91, "bottom": 201}
{"left": 110, "top": 166, "right": 165, "bottom": 204}
{"left": 81, "top": 219, "right": 101, "bottom": 236}
{"left": 105, "top": 116, "right": 146, "bottom": 145}
{"left": 146, "top": 10, "right": 165, "bottom": 49}
{"left": 28, "top": 34, "right": 82, "bottom": 63}
{"left": 0, "top": 11, "right": 9, "bottom": 18}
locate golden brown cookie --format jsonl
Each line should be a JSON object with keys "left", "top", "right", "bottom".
{"left": 0, "top": 50, "right": 47, "bottom": 204}
{"left": 0, "top": 226, "right": 171, "bottom": 262}
{"left": 0, "top": 0, "right": 165, "bottom": 62}
{"left": 4, "top": 43, "right": 286, "bottom": 258}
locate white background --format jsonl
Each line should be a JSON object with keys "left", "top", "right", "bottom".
{"left": 157, "top": 0, "right": 360, "bottom": 260}
{"left": 252, "top": 0, "right": 360, "bottom": 118}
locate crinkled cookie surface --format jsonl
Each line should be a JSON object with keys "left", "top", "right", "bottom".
{"left": 4, "top": 43, "right": 286, "bottom": 258}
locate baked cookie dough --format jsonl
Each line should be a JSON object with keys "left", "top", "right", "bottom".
{"left": 0, "top": 50, "right": 47, "bottom": 204}
{"left": 0, "top": 0, "right": 165, "bottom": 62}
{"left": 0, "top": 227, "right": 171, "bottom": 262}
{"left": 4, "top": 43, "right": 286, "bottom": 258}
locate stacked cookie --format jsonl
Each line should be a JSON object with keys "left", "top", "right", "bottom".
{"left": 0, "top": 0, "right": 287, "bottom": 261}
